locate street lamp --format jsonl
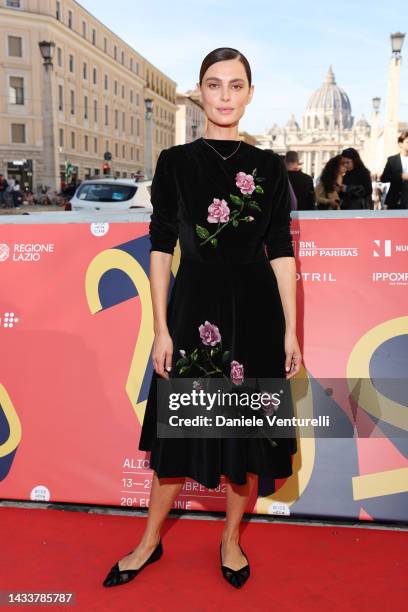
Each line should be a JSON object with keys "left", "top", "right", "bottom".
{"left": 144, "top": 97, "right": 153, "bottom": 119}
{"left": 383, "top": 32, "right": 405, "bottom": 159}
{"left": 38, "top": 40, "right": 56, "bottom": 70}
{"left": 144, "top": 98, "right": 154, "bottom": 179}
{"left": 38, "top": 40, "right": 59, "bottom": 190}
{"left": 390, "top": 31, "right": 405, "bottom": 57}
{"left": 372, "top": 97, "right": 381, "bottom": 112}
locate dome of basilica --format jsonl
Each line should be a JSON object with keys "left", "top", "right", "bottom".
{"left": 303, "top": 66, "right": 353, "bottom": 131}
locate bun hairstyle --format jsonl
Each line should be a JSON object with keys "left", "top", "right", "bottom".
{"left": 199, "top": 47, "right": 252, "bottom": 87}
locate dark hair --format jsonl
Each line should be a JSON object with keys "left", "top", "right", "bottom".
{"left": 320, "top": 155, "right": 343, "bottom": 193}
{"left": 398, "top": 130, "right": 408, "bottom": 143}
{"left": 199, "top": 47, "right": 252, "bottom": 87}
{"left": 341, "top": 147, "right": 368, "bottom": 172}
{"left": 285, "top": 150, "right": 299, "bottom": 164}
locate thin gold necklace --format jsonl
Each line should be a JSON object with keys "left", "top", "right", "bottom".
{"left": 201, "top": 137, "right": 242, "bottom": 161}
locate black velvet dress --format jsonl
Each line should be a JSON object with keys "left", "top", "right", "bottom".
{"left": 138, "top": 137, "right": 297, "bottom": 489}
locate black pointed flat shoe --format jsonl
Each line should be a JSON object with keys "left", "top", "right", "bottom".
{"left": 102, "top": 540, "right": 163, "bottom": 587}
{"left": 220, "top": 541, "right": 250, "bottom": 589}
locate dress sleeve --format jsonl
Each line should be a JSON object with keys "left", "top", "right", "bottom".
{"left": 149, "top": 148, "right": 179, "bottom": 255}
{"left": 264, "top": 153, "right": 295, "bottom": 260}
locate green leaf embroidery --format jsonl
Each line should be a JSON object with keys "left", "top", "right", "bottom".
{"left": 248, "top": 201, "right": 262, "bottom": 211}
{"left": 252, "top": 168, "right": 257, "bottom": 177}
{"left": 230, "top": 194, "right": 242, "bottom": 205}
{"left": 196, "top": 224, "right": 209, "bottom": 239}
{"left": 222, "top": 351, "right": 230, "bottom": 362}
{"left": 210, "top": 237, "right": 218, "bottom": 247}
{"left": 232, "top": 219, "right": 239, "bottom": 228}
{"left": 255, "top": 185, "right": 264, "bottom": 194}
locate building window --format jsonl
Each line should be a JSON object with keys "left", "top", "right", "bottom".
{"left": 82, "top": 21, "right": 86, "bottom": 38}
{"left": 92, "top": 28, "right": 96, "bottom": 45}
{"left": 114, "top": 109, "right": 118, "bottom": 130}
{"left": 136, "top": 92, "right": 139, "bottom": 107}
{"left": 83, "top": 62, "right": 87, "bottom": 79}
{"left": 104, "top": 74, "right": 108, "bottom": 90}
{"left": 115, "top": 142, "right": 118, "bottom": 157}
{"left": 103, "top": 37, "right": 107, "bottom": 53}
{"left": 130, "top": 116, "right": 134, "bottom": 135}
{"left": 8, "top": 35, "right": 22, "bottom": 57}
{"left": 56, "top": 1, "right": 61, "bottom": 20}
{"left": 59, "top": 128, "right": 64, "bottom": 147}
{"left": 105, "top": 140, "right": 109, "bottom": 152}
{"left": 11, "top": 123, "right": 25, "bottom": 143}
{"left": 121, "top": 84, "right": 125, "bottom": 99}
{"left": 71, "top": 131, "right": 75, "bottom": 149}
{"left": 6, "top": 0, "right": 21, "bottom": 7}
{"left": 57, "top": 47, "right": 62, "bottom": 67}
{"left": 68, "top": 10, "right": 73, "bottom": 29}
{"left": 136, "top": 118, "right": 140, "bottom": 137}
{"left": 114, "top": 80, "right": 118, "bottom": 95}
{"left": 84, "top": 134, "right": 88, "bottom": 151}
{"left": 9, "top": 76, "right": 24, "bottom": 105}
{"left": 69, "top": 54, "right": 74, "bottom": 72}
{"left": 130, "top": 57, "right": 133, "bottom": 71}
{"left": 92, "top": 67, "right": 97, "bottom": 85}
{"left": 113, "top": 45, "right": 117, "bottom": 60}
{"left": 93, "top": 99, "right": 97, "bottom": 122}
{"left": 105, "top": 105, "right": 109, "bottom": 126}
{"left": 122, "top": 144, "right": 125, "bottom": 158}
{"left": 94, "top": 137, "right": 98, "bottom": 153}
{"left": 130, "top": 89, "right": 133, "bottom": 104}
{"left": 136, "top": 148, "right": 139, "bottom": 161}
{"left": 130, "top": 147, "right": 134, "bottom": 160}
{"left": 121, "top": 50, "right": 124, "bottom": 65}
{"left": 122, "top": 112, "right": 125, "bottom": 131}
{"left": 70, "top": 90, "right": 75, "bottom": 114}
{"left": 84, "top": 95, "right": 88, "bottom": 119}
{"left": 58, "top": 84, "right": 63, "bottom": 111}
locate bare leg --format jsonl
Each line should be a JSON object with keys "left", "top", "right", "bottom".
{"left": 118, "top": 472, "right": 185, "bottom": 570}
{"left": 221, "top": 472, "right": 257, "bottom": 570}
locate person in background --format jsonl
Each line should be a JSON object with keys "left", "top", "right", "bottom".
{"left": 0, "top": 174, "right": 9, "bottom": 207}
{"left": 12, "top": 180, "right": 23, "bottom": 208}
{"left": 315, "top": 155, "right": 346, "bottom": 210}
{"left": 380, "top": 131, "right": 408, "bottom": 209}
{"left": 339, "top": 148, "right": 372, "bottom": 209}
{"left": 285, "top": 150, "right": 315, "bottom": 210}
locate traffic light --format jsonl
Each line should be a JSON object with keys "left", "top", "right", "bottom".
{"left": 102, "top": 162, "right": 110, "bottom": 175}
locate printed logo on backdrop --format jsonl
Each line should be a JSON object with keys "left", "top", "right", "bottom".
{"left": 372, "top": 239, "right": 408, "bottom": 257}
{"left": 295, "top": 240, "right": 358, "bottom": 257}
{"left": 372, "top": 272, "right": 408, "bottom": 286}
{"left": 0, "top": 312, "right": 19, "bottom": 328}
{"left": 90, "top": 222, "right": 109, "bottom": 237}
{"left": 296, "top": 271, "right": 336, "bottom": 282}
{"left": 0, "top": 242, "right": 54, "bottom": 262}
{"left": 0, "top": 243, "right": 10, "bottom": 262}
{"left": 30, "top": 485, "right": 50, "bottom": 501}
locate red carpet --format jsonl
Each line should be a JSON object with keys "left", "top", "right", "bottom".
{"left": 0, "top": 506, "right": 407, "bottom": 611}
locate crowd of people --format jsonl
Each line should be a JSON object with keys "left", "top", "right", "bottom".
{"left": 282, "top": 130, "right": 408, "bottom": 211}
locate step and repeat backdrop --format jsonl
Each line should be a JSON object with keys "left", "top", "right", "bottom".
{"left": 0, "top": 212, "right": 407, "bottom": 523}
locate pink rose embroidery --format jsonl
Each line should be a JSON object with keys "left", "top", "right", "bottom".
{"left": 196, "top": 167, "right": 265, "bottom": 248}
{"left": 199, "top": 320, "right": 221, "bottom": 346}
{"left": 230, "top": 360, "right": 244, "bottom": 385}
{"left": 235, "top": 171, "right": 256, "bottom": 195}
{"left": 207, "top": 198, "right": 230, "bottom": 223}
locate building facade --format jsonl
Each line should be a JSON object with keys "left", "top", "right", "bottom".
{"left": 175, "top": 89, "right": 206, "bottom": 145}
{"left": 0, "top": 0, "right": 177, "bottom": 190}
{"left": 256, "top": 67, "right": 371, "bottom": 179}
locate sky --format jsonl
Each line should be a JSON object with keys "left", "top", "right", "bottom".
{"left": 80, "top": 0, "right": 408, "bottom": 135}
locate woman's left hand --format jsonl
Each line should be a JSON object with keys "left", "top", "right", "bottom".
{"left": 284, "top": 331, "right": 302, "bottom": 379}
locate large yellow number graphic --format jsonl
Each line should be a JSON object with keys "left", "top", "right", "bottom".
{"left": 347, "top": 316, "right": 408, "bottom": 500}
{"left": 0, "top": 383, "right": 22, "bottom": 458}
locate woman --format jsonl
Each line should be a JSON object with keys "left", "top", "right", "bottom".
{"left": 315, "top": 155, "right": 346, "bottom": 210}
{"left": 103, "top": 47, "right": 302, "bottom": 590}
{"left": 339, "top": 148, "right": 372, "bottom": 210}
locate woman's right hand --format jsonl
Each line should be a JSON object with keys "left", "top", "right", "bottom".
{"left": 152, "top": 329, "right": 173, "bottom": 379}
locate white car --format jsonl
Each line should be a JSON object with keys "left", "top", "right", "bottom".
{"left": 70, "top": 178, "right": 152, "bottom": 212}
